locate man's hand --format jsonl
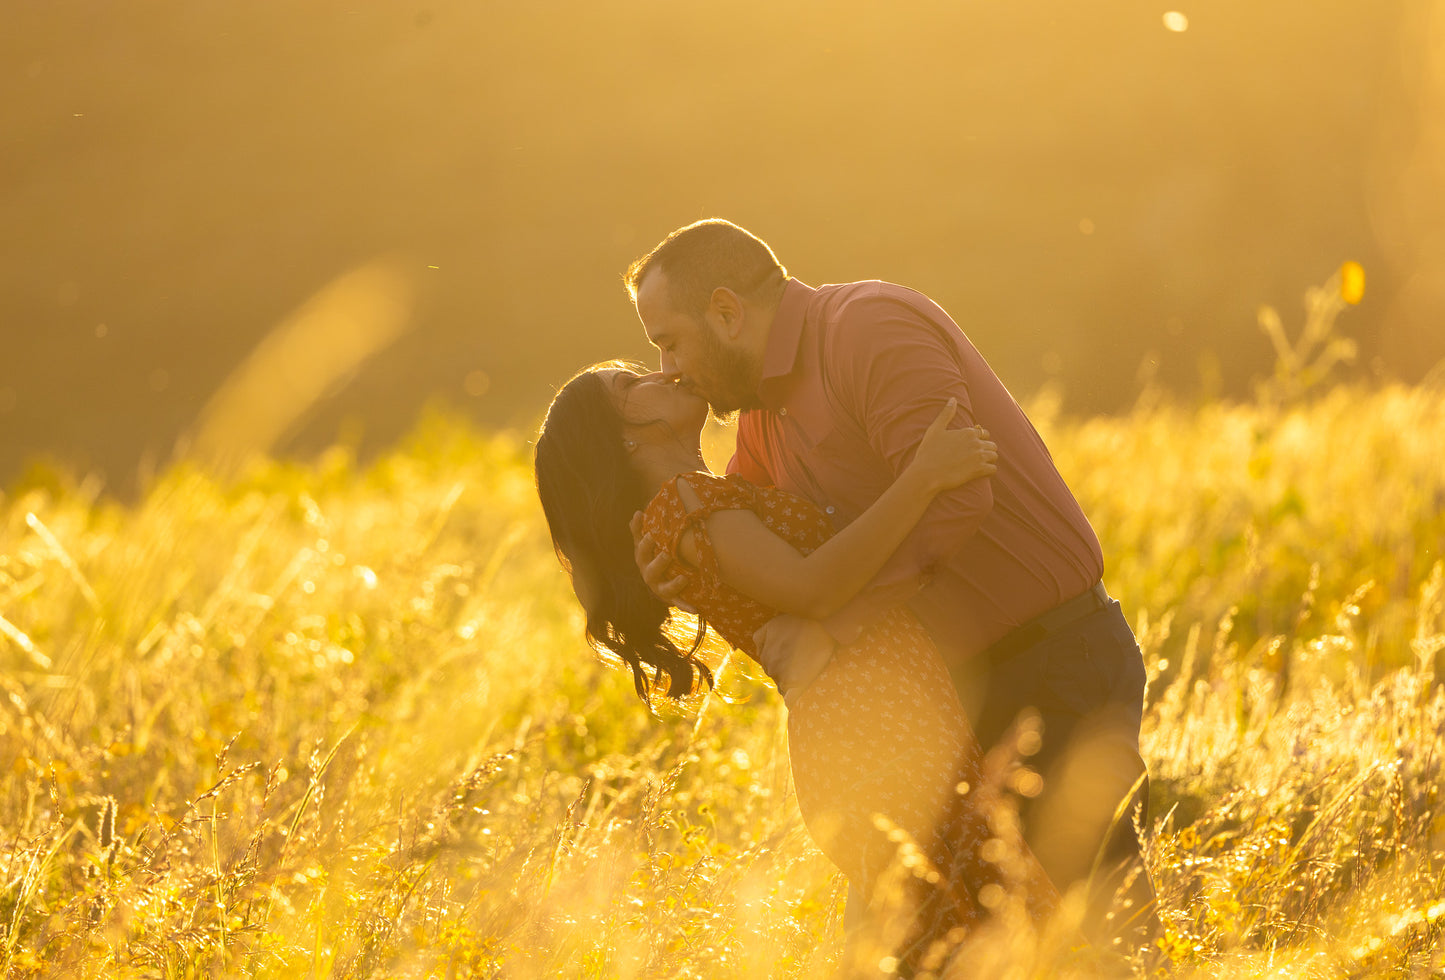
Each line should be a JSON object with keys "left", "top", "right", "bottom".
{"left": 630, "top": 512, "right": 695, "bottom": 612}
{"left": 753, "top": 615, "right": 836, "bottom": 705}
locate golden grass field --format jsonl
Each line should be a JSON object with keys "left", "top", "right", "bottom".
{"left": 2, "top": 341, "right": 1443, "bottom": 975}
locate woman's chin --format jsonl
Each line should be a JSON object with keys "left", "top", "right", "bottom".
{"left": 680, "top": 418, "right": 708, "bottom": 450}
{"left": 685, "top": 400, "right": 710, "bottom": 429}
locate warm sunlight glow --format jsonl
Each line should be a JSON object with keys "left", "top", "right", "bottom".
{"left": 4, "top": 6, "right": 1443, "bottom": 975}
{"left": 5, "top": 4, "right": 1443, "bottom": 493}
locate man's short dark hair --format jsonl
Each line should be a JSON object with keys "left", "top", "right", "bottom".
{"left": 624, "top": 219, "right": 788, "bottom": 317}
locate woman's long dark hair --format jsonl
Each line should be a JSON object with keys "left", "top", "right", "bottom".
{"left": 534, "top": 363, "right": 713, "bottom": 705}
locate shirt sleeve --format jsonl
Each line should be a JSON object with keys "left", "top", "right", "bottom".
{"left": 819, "top": 292, "right": 994, "bottom": 643}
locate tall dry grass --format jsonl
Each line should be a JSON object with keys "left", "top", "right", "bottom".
{"left": 1, "top": 370, "right": 1442, "bottom": 977}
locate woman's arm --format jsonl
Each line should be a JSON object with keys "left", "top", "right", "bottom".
{"left": 681, "top": 400, "right": 996, "bottom": 620}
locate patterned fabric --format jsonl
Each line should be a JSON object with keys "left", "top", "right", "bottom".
{"left": 640, "top": 471, "right": 1057, "bottom": 952}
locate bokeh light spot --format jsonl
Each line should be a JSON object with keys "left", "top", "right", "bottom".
{"left": 465, "top": 370, "right": 492, "bottom": 397}
{"left": 1163, "top": 11, "right": 1189, "bottom": 32}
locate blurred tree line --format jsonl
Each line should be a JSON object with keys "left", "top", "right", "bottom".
{"left": 1, "top": 1, "right": 1440, "bottom": 493}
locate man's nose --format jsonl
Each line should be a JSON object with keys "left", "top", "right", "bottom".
{"left": 658, "top": 353, "right": 680, "bottom": 379}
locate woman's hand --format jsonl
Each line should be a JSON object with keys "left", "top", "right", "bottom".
{"left": 907, "top": 398, "right": 999, "bottom": 493}
{"left": 630, "top": 512, "right": 696, "bottom": 613}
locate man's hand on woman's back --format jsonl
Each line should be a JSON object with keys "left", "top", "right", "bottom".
{"left": 754, "top": 615, "right": 836, "bottom": 706}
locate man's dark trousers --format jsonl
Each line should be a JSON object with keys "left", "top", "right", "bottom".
{"left": 949, "top": 593, "right": 1160, "bottom": 948}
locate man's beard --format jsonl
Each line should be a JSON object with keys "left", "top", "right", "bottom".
{"left": 708, "top": 404, "right": 741, "bottom": 427}
{"left": 695, "top": 323, "right": 762, "bottom": 420}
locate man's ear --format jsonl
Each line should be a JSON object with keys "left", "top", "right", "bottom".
{"left": 707, "top": 286, "right": 745, "bottom": 340}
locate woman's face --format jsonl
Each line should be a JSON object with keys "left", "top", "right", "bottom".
{"left": 596, "top": 367, "right": 709, "bottom": 441}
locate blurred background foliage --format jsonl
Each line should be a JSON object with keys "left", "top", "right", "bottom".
{"left": 2, "top": 1, "right": 1443, "bottom": 492}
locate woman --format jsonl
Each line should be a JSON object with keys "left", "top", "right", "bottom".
{"left": 534, "top": 361, "right": 1056, "bottom": 961}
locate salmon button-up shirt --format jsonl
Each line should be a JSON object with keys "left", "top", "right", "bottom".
{"left": 727, "top": 278, "right": 1104, "bottom": 665}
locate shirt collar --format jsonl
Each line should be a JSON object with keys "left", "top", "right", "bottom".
{"left": 757, "top": 278, "right": 815, "bottom": 408}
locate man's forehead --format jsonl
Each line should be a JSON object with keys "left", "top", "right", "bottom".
{"left": 635, "top": 267, "right": 684, "bottom": 318}
{"left": 636, "top": 265, "right": 667, "bottom": 298}
{"left": 637, "top": 284, "right": 691, "bottom": 342}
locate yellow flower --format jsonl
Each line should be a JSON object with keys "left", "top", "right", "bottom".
{"left": 1340, "top": 261, "right": 1366, "bottom": 305}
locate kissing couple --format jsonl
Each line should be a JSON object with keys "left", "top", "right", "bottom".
{"left": 534, "top": 219, "right": 1161, "bottom": 968}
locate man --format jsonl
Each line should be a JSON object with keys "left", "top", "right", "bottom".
{"left": 625, "top": 218, "right": 1159, "bottom": 949}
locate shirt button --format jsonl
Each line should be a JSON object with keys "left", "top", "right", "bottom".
{"left": 779, "top": 407, "right": 788, "bottom": 416}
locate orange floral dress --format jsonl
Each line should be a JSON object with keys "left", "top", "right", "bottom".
{"left": 640, "top": 472, "right": 1056, "bottom": 941}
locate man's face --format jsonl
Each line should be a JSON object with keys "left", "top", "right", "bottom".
{"left": 634, "top": 271, "right": 759, "bottom": 416}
